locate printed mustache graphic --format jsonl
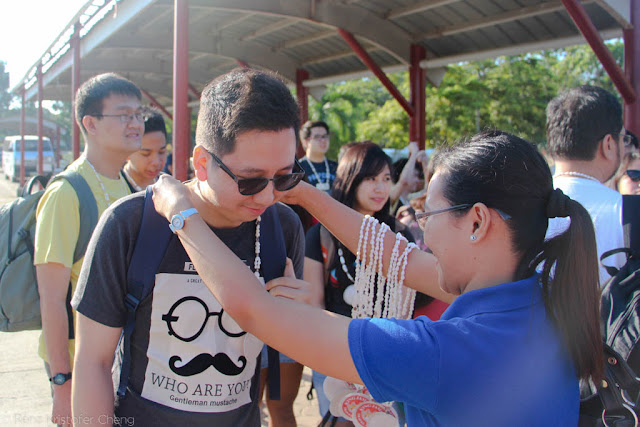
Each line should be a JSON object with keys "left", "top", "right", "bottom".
{"left": 169, "top": 353, "right": 247, "bottom": 377}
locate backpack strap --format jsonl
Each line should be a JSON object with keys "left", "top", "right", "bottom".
{"left": 622, "top": 195, "right": 640, "bottom": 252}
{"left": 117, "top": 187, "right": 172, "bottom": 397}
{"left": 48, "top": 170, "right": 99, "bottom": 264}
{"left": 319, "top": 225, "right": 336, "bottom": 282}
{"left": 259, "top": 204, "right": 287, "bottom": 401}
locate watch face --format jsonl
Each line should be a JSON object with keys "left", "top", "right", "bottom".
{"left": 53, "top": 374, "right": 67, "bottom": 385}
{"left": 171, "top": 215, "right": 184, "bottom": 230}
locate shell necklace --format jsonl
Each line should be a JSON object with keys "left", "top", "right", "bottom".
{"left": 254, "top": 216, "right": 263, "bottom": 284}
{"left": 305, "top": 157, "right": 330, "bottom": 191}
{"left": 85, "top": 158, "right": 128, "bottom": 206}
{"left": 553, "top": 171, "right": 600, "bottom": 183}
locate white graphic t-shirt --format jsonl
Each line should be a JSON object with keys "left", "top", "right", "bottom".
{"left": 73, "top": 193, "right": 305, "bottom": 426}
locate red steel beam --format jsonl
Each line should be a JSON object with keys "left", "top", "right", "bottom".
{"left": 71, "top": 22, "right": 82, "bottom": 160}
{"left": 561, "top": 0, "right": 636, "bottom": 103}
{"left": 338, "top": 28, "right": 414, "bottom": 116}
{"left": 188, "top": 83, "right": 201, "bottom": 100}
{"left": 140, "top": 88, "right": 173, "bottom": 120}
{"left": 624, "top": 1, "right": 640, "bottom": 135}
{"left": 20, "top": 87, "right": 26, "bottom": 186}
{"left": 409, "top": 44, "right": 426, "bottom": 149}
{"left": 296, "top": 68, "right": 309, "bottom": 159}
{"left": 37, "top": 65, "right": 44, "bottom": 175}
{"left": 173, "top": 0, "right": 189, "bottom": 181}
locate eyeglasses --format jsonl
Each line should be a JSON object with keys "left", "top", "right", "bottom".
{"left": 415, "top": 203, "right": 512, "bottom": 231}
{"left": 310, "top": 134, "right": 330, "bottom": 142}
{"left": 627, "top": 169, "right": 640, "bottom": 182}
{"left": 415, "top": 204, "right": 472, "bottom": 230}
{"left": 208, "top": 150, "right": 306, "bottom": 196}
{"left": 95, "top": 112, "right": 144, "bottom": 124}
{"left": 620, "top": 133, "right": 635, "bottom": 148}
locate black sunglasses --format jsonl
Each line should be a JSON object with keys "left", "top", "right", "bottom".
{"left": 207, "top": 150, "right": 306, "bottom": 196}
{"left": 627, "top": 169, "right": 640, "bottom": 182}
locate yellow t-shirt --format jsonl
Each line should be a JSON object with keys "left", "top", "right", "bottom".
{"left": 34, "top": 156, "right": 131, "bottom": 363}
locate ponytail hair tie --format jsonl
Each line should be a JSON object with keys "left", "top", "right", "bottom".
{"left": 546, "top": 188, "right": 571, "bottom": 218}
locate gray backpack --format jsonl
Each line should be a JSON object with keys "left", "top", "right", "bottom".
{"left": 0, "top": 172, "right": 98, "bottom": 332}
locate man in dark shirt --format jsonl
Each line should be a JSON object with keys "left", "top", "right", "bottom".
{"left": 299, "top": 121, "right": 337, "bottom": 192}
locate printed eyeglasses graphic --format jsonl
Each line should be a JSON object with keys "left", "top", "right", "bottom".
{"left": 416, "top": 204, "right": 511, "bottom": 230}
{"left": 162, "top": 296, "right": 246, "bottom": 342}
{"left": 93, "top": 111, "right": 144, "bottom": 124}
{"left": 208, "top": 150, "right": 306, "bottom": 196}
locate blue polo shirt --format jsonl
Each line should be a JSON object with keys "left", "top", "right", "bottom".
{"left": 348, "top": 274, "right": 578, "bottom": 426}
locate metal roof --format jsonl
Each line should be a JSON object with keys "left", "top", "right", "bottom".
{"left": 14, "top": 0, "right": 631, "bottom": 108}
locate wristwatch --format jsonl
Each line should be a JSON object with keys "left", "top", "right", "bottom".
{"left": 49, "top": 372, "right": 72, "bottom": 385}
{"left": 169, "top": 208, "right": 199, "bottom": 234}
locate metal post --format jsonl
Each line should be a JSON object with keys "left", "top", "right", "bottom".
{"left": 409, "top": 44, "right": 426, "bottom": 149}
{"left": 20, "top": 87, "right": 26, "bottom": 186}
{"left": 71, "top": 22, "right": 82, "bottom": 160}
{"left": 296, "top": 69, "right": 309, "bottom": 158}
{"left": 624, "top": 1, "right": 640, "bottom": 135}
{"left": 561, "top": 0, "right": 636, "bottom": 103}
{"left": 37, "top": 65, "right": 44, "bottom": 175}
{"left": 173, "top": 0, "right": 189, "bottom": 181}
{"left": 55, "top": 126, "right": 61, "bottom": 169}
{"left": 338, "top": 28, "right": 414, "bottom": 116}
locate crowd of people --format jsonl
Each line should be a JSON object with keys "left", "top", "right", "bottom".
{"left": 30, "top": 67, "right": 639, "bottom": 427}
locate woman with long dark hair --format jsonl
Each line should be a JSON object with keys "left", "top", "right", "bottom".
{"left": 304, "top": 142, "right": 413, "bottom": 423}
{"left": 152, "top": 130, "right": 603, "bottom": 426}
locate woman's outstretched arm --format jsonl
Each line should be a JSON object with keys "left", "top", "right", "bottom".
{"left": 282, "top": 181, "right": 453, "bottom": 303}
{"left": 152, "top": 176, "right": 361, "bottom": 383}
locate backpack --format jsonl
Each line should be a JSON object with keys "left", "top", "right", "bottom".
{"left": 580, "top": 195, "right": 640, "bottom": 426}
{"left": 117, "top": 188, "right": 286, "bottom": 400}
{"left": 0, "top": 172, "right": 98, "bottom": 332}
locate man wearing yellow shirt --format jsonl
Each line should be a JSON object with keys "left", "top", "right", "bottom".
{"left": 34, "top": 73, "right": 143, "bottom": 425}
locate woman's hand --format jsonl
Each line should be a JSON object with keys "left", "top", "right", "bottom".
{"left": 278, "top": 180, "right": 314, "bottom": 206}
{"left": 151, "top": 174, "right": 194, "bottom": 221}
{"left": 265, "top": 258, "right": 323, "bottom": 307}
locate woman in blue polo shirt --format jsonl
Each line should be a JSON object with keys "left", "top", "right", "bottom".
{"left": 152, "top": 130, "right": 603, "bottom": 426}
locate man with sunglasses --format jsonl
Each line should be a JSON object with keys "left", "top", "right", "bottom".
{"left": 33, "top": 73, "right": 142, "bottom": 425}
{"left": 546, "top": 85, "right": 629, "bottom": 285}
{"left": 72, "top": 69, "right": 311, "bottom": 426}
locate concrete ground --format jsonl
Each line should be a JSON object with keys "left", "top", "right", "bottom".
{"left": 0, "top": 177, "right": 321, "bottom": 426}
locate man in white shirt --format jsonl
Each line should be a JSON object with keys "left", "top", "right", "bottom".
{"left": 546, "top": 85, "right": 632, "bottom": 285}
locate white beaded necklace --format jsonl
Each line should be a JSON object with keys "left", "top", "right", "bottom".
{"left": 553, "top": 171, "right": 600, "bottom": 183}
{"left": 254, "top": 216, "right": 262, "bottom": 283}
{"left": 85, "top": 158, "right": 128, "bottom": 206}
{"left": 337, "top": 247, "right": 355, "bottom": 282}
{"left": 351, "top": 215, "right": 417, "bottom": 320}
{"left": 304, "top": 157, "right": 330, "bottom": 190}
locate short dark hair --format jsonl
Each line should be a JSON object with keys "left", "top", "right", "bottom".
{"left": 75, "top": 73, "right": 141, "bottom": 134}
{"left": 142, "top": 106, "right": 167, "bottom": 137}
{"left": 546, "top": 85, "right": 622, "bottom": 160}
{"left": 300, "top": 120, "right": 329, "bottom": 140}
{"left": 195, "top": 68, "right": 300, "bottom": 156}
{"left": 436, "top": 130, "right": 603, "bottom": 382}
{"left": 391, "top": 158, "right": 423, "bottom": 183}
{"left": 331, "top": 141, "right": 393, "bottom": 225}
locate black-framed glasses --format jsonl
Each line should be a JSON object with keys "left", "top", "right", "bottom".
{"left": 620, "top": 133, "right": 635, "bottom": 148}
{"left": 162, "top": 296, "right": 245, "bottom": 342}
{"left": 94, "top": 111, "right": 144, "bottom": 124}
{"left": 208, "top": 150, "right": 306, "bottom": 196}
{"left": 310, "top": 134, "right": 330, "bottom": 142}
{"left": 627, "top": 169, "right": 640, "bottom": 182}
